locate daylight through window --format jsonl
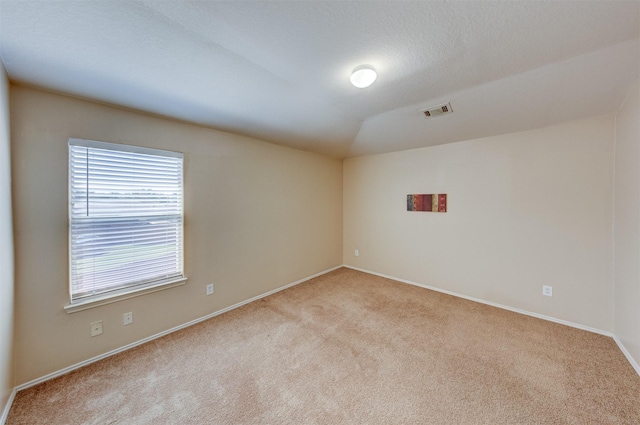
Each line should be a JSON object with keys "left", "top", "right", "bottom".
{"left": 68, "top": 139, "right": 184, "bottom": 302}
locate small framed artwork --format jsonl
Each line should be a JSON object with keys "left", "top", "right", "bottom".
{"left": 407, "top": 194, "right": 447, "bottom": 212}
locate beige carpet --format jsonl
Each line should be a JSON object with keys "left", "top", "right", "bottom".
{"left": 8, "top": 268, "right": 640, "bottom": 424}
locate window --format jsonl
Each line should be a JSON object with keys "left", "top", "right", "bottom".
{"left": 68, "top": 139, "right": 184, "bottom": 306}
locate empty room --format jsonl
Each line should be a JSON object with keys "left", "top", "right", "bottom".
{"left": 1, "top": 1, "right": 639, "bottom": 424}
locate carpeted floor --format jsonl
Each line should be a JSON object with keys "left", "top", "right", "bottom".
{"left": 7, "top": 268, "right": 640, "bottom": 424}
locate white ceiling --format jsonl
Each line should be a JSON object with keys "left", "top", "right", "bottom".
{"left": 0, "top": 1, "right": 638, "bottom": 158}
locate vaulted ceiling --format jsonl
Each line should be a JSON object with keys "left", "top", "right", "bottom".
{"left": 0, "top": 1, "right": 638, "bottom": 158}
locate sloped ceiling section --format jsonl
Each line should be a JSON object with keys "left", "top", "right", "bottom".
{"left": 0, "top": 1, "right": 638, "bottom": 158}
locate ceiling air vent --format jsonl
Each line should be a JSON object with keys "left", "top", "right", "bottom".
{"left": 420, "top": 103, "right": 453, "bottom": 118}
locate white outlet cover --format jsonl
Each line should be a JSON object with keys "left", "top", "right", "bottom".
{"left": 207, "top": 284, "right": 214, "bottom": 295}
{"left": 542, "top": 285, "right": 553, "bottom": 297}
{"left": 355, "top": 249, "right": 359, "bottom": 257}
{"left": 123, "top": 312, "right": 133, "bottom": 325}
{"left": 90, "top": 321, "right": 103, "bottom": 337}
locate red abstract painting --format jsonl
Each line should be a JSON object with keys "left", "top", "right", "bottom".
{"left": 407, "top": 194, "right": 447, "bottom": 212}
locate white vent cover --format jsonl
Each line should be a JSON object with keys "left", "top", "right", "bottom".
{"left": 420, "top": 103, "right": 453, "bottom": 118}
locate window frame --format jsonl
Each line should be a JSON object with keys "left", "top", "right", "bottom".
{"left": 65, "top": 138, "right": 186, "bottom": 313}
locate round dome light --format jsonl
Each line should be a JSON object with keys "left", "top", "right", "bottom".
{"left": 350, "top": 67, "right": 377, "bottom": 88}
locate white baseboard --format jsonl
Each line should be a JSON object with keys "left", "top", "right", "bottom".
{"left": 344, "top": 265, "right": 613, "bottom": 336}
{"left": 0, "top": 388, "right": 17, "bottom": 425}
{"left": 9, "top": 262, "right": 639, "bottom": 406}
{"left": 613, "top": 335, "right": 640, "bottom": 377}
{"left": 15, "top": 265, "right": 343, "bottom": 392}
{"left": 345, "top": 265, "right": 640, "bottom": 377}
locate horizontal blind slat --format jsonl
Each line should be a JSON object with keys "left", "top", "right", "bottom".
{"left": 69, "top": 141, "right": 184, "bottom": 302}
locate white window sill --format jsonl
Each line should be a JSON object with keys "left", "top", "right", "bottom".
{"left": 64, "top": 277, "right": 188, "bottom": 313}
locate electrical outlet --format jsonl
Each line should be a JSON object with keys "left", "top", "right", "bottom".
{"left": 542, "top": 285, "right": 553, "bottom": 297}
{"left": 354, "top": 249, "right": 359, "bottom": 257}
{"left": 123, "top": 312, "right": 133, "bottom": 326}
{"left": 90, "top": 321, "right": 103, "bottom": 337}
{"left": 206, "top": 283, "right": 214, "bottom": 295}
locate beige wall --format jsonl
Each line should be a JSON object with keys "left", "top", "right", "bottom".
{"left": 0, "top": 64, "right": 15, "bottom": 413}
{"left": 613, "top": 79, "right": 640, "bottom": 366}
{"left": 344, "top": 115, "right": 615, "bottom": 331}
{"left": 11, "top": 86, "right": 343, "bottom": 385}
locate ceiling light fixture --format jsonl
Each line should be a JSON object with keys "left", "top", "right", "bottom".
{"left": 350, "top": 66, "right": 377, "bottom": 88}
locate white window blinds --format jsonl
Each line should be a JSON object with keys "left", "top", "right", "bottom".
{"left": 68, "top": 139, "right": 184, "bottom": 302}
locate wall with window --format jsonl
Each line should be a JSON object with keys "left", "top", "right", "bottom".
{"left": 10, "top": 85, "right": 343, "bottom": 385}
{"left": 614, "top": 79, "right": 640, "bottom": 368}
{"left": 0, "top": 62, "right": 15, "bottom": 417}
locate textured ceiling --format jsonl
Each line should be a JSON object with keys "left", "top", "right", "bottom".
{"left": 0, "top": 1, "right": 638, "bottom": 158}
